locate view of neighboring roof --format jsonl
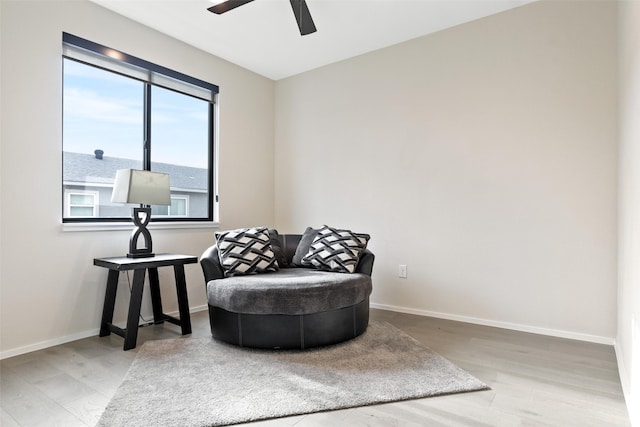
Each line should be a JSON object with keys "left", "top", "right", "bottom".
{"left": 63, "top": 151, "right": 208, "bottom": 191}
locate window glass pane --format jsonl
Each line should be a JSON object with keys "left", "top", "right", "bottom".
{"left": 63, "top": 59, "right": 143, "bottom": 161}
{"left": 170, "top": 198, "right": 187, "bottom": 216}
{"left": 63, "top": 58, "right": 143, "bottom": 219}
{"left": 151, "top": 86, "right": 209, "bottom": 219}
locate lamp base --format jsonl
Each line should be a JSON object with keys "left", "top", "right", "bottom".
{"left": 127, "top": 252, "right": 156, "bottom": 259}
{"left": 128, "top": 207, "right": 155, "bottom": 259}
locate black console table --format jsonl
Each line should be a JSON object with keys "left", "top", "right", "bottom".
{"left": 94, "top": 253, "right": 198, "bottom": 350}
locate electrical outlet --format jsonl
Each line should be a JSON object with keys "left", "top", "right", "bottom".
{"left": 399, "top": 264, "right": 407, "bottom": 279}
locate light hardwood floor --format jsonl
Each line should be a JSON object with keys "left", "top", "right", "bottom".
{"left": 0, "top": 309, "right": 631, "bottom": 426}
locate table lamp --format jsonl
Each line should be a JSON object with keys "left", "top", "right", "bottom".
{"left": 111, "top": 169, "right": 171, "bottom": 258}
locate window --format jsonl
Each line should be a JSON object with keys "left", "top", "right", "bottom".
{"left": 65, "top": 190, "right": 99, "bottom": 217}
{"left": 62, "top": 33, "right": 218, "bottom": 223}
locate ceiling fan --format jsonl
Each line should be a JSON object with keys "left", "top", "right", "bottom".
{"left": 208, "top": 0, "right": 317, "bottom": 36}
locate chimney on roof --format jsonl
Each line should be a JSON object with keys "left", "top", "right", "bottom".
{"left": 94, "top": 149, "right": 104, "bottom": 160}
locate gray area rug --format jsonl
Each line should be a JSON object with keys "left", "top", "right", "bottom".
{"left": 98, "top": 321, "right": 488, "bottom": 427}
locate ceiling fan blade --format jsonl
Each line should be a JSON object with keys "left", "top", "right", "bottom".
{"left": 289, "top": 0, "right": 317, "bottom": 35}
{"left": 208, "top": 0, "right": 255, "bottom": 14}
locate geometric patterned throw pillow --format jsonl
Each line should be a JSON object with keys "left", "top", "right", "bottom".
{"left": 215, "top": 227, "right": 279, "bottom": 277}
{"left": 301, "top": 225, "right": 370, "bottom": 273}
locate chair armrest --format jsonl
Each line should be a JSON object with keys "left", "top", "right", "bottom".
{"left": 199, "top": 245, "right": 225, "bottom": 283}
{"left": 356, "top": 249, "right": 375, "bottom": 276}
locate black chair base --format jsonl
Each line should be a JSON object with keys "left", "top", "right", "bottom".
{"left": 208, "top": 298, "right": 370, "bottom": 350}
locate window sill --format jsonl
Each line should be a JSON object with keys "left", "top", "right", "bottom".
{"left": 62, "top": 221, "right": 220, "bottom": 232}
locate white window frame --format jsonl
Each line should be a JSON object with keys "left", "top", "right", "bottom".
{"left": 65, "top": 190, "right": 99, "bottom": 218}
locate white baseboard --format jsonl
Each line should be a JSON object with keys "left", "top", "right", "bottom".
{"left": 0, "top": 304, "right": 209, "bottom": 360}
{"left": 1, "top": 303, "right": 615, "bottom": 358}
{"left": 0, "top": 328, "right": 101, "bottom": 360}
{"left": 370, "top": 302, "right": 616, "bottom": 345}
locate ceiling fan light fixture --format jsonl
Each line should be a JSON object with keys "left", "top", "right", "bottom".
{"left": 207, "top": 0, "right": 317, "bottom": 36}
{"left": 289, "top": 0, "right": 316, "bottom": 35}
{"left": 208, "top": 0, "right": 254, "bottom": 15}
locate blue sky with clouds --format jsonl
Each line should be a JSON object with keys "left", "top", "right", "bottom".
{"left": 63, "top": 59, "right": 209, "bottom": 169}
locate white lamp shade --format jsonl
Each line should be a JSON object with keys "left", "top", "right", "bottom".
{"left": 111, "top": 169, "right": 171, "bottom": 206}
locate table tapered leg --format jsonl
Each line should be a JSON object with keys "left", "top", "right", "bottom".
{"left": 100, "top": 269, "right": 120, "bottom": 337}
{"left": 173, "top": 264, "right": 192, "bottom": 335}
{"left": 123, "top": 268, "right": 146, "bottom": 350}
{"left": 148, "top": 267, "right": 164, "bottom": 325}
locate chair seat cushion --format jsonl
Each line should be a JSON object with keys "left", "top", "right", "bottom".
{"left": 206, "top": 267, "right": 372, "bottom": 315}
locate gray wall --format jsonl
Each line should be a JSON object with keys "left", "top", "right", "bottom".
{"left": 275, "top": 0, "right": 618, "bottom": 342}
{"left": 0, "top": 0, "right": 275, "bottom": 356}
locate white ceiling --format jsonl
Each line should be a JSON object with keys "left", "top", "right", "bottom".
{"left": 90, "top": 0, "right": 535, "bottom": 80}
